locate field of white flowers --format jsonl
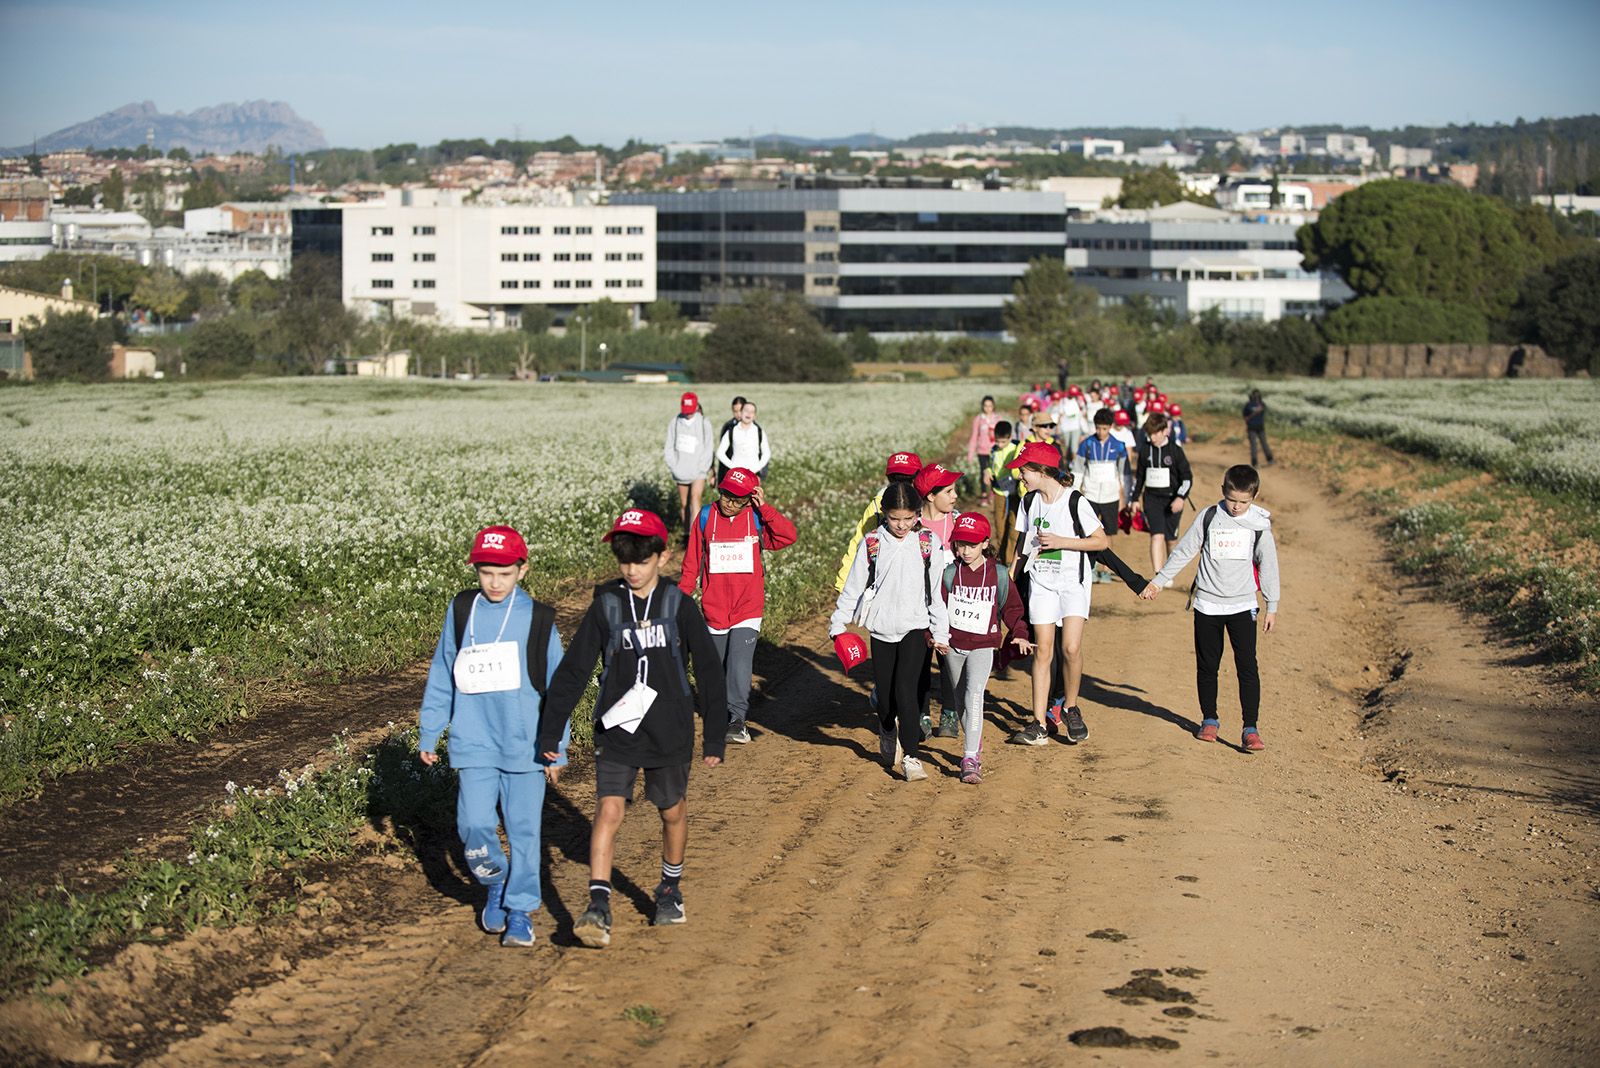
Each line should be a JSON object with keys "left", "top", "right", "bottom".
{"left": 0, "top": 378, "right": 987, "bottom": 797}
{"left": 1175, "top": 376, "right": 1600, "bottom": 502}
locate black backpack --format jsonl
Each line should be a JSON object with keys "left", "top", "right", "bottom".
{"left": 450, "top": 589, "right": 558, "bottom": 697}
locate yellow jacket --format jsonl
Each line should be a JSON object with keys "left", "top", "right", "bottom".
{"left": 834, "top": 487, "right": 886, "bottom": 591}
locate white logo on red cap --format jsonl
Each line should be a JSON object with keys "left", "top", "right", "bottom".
{"left": 620, "top": 510, "right": 645, "bottom": 526}
{"left": 481, "top": 532, "right": 506, "bottom": 549}
{"left": 892, "top": 453, "right": 911, "bottom": 465}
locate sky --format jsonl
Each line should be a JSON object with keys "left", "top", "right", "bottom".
{"left": 4, "top": 0, "right": 1597, "bottom": 149}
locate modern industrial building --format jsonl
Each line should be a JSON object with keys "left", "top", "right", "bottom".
{"left": 293, "top": 188, "right": 657, "bottom": 329}
{"left": 1066, "top": 202, "right": 1354, "bottom": 321}
{"left": 611, "top": 188, "right": 1068, "bottom": 334}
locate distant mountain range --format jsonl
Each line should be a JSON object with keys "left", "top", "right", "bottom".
{"left": 6, "top": 100, "right": 328, "bottom": 156}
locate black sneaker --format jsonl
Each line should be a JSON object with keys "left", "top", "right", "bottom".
{"left": 1063, "top": 706, "right": 1089, "bottom": 743}
{"left": 1009, "top": 720, "right": 1049, "bottom": 746}
{"left": 653, "top": 883, "right": 686, "bottom": 926}
{"left": 935, "top": 708, "right": 960, "bottom": 738}
{"left": 574, "top": 902, "right": 612, "bottom": 948}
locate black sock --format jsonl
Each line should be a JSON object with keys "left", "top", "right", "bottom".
{"left": 589, "top": 880, "right": 612, "bottom": 908}
{"left": 661, "top": 860, "right": 683, "bottom": 891}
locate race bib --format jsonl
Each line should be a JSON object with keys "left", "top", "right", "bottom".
{"left": 452, "top": 641, "right": 521, "bottom": 695}
{"left": 948, "top": 589, "right": 993, "bottom": 634}
{"left": 1210, "top": 529, "right": 1252, "bottom": 561}
{"left": 600, "top": 681, "right": 657, "bottom": 733}
{"left": 1086, "top": 460, "right": 1118, "bottom": 497}
{"left": 1030, "top": 550, "right": 1065, "bottom": 577}
{"left": 675, "top": 429, "right": 700, "bottom": 453}
{"left": 708, "top": 537, "right": 756, "bottom": 574}
{"left": 1145, "top": 465, "right": 1171, "bottom": 490}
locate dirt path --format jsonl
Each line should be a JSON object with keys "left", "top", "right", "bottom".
{"left": 13, "top": 438, "right": 1600, "bottom": 1065}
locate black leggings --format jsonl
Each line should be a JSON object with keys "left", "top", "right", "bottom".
{"left": 1193, "top": 610, "right": 1260, "bottom": 728}
{"left": 872, "top": 632, "right": 928, "bottom": 760}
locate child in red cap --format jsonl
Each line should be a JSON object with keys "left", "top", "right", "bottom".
{"left": 664, "top": 391, "right": 715, "bottom": 540}
{"left": 419, "top": 525, "right": 566, "bottom": 947}
{"left": 834, "top": 451, "right": 923, "bottom": 593}
{"left": 679, "top": 468, "right": 798, "bottom": 744}
{"left": 539, "top": 509, "right": 728, "bottom": 947}
{"left": 939, "top": 512, "right": 1031, "bottom": 783}
{"left": 913, "top": 461, "right": 963, "bottom": 739}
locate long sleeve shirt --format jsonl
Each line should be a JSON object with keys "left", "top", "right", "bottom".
{"left": 966, "top": 412, "right": 999, "bottom": 463}
{"left": 831, "top": 524, "right": 951, "bottom": 645}
{"left": 538, "top": 581, "right": 729, "bottom": 765}
{"left": 941, "top": 557, "right": 1027, "bottom": 652}
{"left": 1132, "top": 440, "right": 1194, "bottom": 500}
{"left": 1154, "top": 502, "right": 1281, "bottom": 614}
{"left": 1074, "top": 435, "right": 1129, "bottom": 505}
{"left": 419, "top": 588, "right": 569, "bottom": 771}
{"left": 716, "top": 421, "right": 772, "bottom": 473}
{"left": 679, "top": 502, "right": 799, "bottom": 631}
{"left": 663, "top": 412, "right": 716, "bottom": 484}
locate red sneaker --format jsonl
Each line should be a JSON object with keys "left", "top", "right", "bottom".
{"left": 1242, "top": 729, "right": 1265, "bottom": 752}
{"left": 1195, "top": 722, "right": 1219, "bottom": 743}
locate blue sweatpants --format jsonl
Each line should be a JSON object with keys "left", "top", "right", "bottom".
{"left": 456, "top": 767, "right": 545, "bottom": 913}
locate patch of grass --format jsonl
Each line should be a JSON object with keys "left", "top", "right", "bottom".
{"left": 623, "top": 1004, "right": 664, "bottom": 1028}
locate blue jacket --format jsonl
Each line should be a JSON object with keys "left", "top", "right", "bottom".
{"left": 419, "top": 588, "right": 569, "bottom": 772}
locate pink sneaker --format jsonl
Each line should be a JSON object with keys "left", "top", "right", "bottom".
{"left": 1195, "top": 721, "right": 1219, "bottom": 743}
{"left": 1242, "top": 729, "right": 1265, "bottom": 752}
{"left": 960, "top": 756, "right": 982, "bottom": 785}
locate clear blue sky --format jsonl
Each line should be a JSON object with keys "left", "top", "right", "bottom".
{"left": 5, "top": 0, "right": 1597, "bottom": 148}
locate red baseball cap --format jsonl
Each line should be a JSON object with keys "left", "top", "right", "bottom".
{"left": 1169, "top": 403, "right": 1183, "bottom": 416}
{"left": 1114, "top": 410, "right": 1132, "bottom": 427}
{"left": 1148, "top": 400, "right": 1166, "bottom": 414}
{"left": 718, "top": 467, "right": 760, "bottom": 496}
{"left": 913, "top": 462, "right": 962, "bottom": 496}
{"left": 886, "top": 451, "right": 923, "bottom": 477}
{"left": 950, "top": 512, "right": 991, "bottom": 544}
{"left": 470, "top": 524, "right": 527, "bottom": 566}
{"left": 602, "top": 508, "right": 670, "bottom": 542}
{"left": 680, "top": 391, "right": 699, "bottom": 415}
{"left": 1018, "top": 395, "right": 1041, "bottom": 411}
{"left": 1134, "top": 388, "right": 1146, "bottom": 400}
{"left": 834, "top": 632, "right": 869, "bottom": 672}
{"left": 1067, "top": 385, "right": 1081, "bottom": 396}
{"left": 1006, "top": 440, "right": 1064, "bottom": 470}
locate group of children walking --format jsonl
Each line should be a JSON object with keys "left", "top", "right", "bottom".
{"left": 418, "top": 384, "right": 1279, "bottom": 950}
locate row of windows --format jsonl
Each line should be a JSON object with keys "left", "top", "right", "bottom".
{"left": 1070, "top": 237, "right": 1300, "bottom": 251}
{"left": 657, "top": 211, "right": 1061, "bottom": 234}
{"left": 498, "top": 224, "right": 648, "bottom": 236}
{"left": 371, "top": 279, "right": 437, "bottom": 289}
{"left": 373, "top": 252, "right": 436, "bottom": 262}
{"left": 494, "top": 279, "right": 647, "bottom": 290}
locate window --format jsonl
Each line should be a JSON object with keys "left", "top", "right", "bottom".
{"left": 500, "top": 280, "right": 520, "bottom": 289}
{"left": 575, "top": 252, "right": 592, "bottom": 261}
{"left": 501, "top": 252, "right": 519, "bottom": 262}
{"left": 371, "top": 226, "right": 393, "bottom": 236}
{"left": 522, "top": 252, "right": 540, "bottom": 261}
{"left": 522, "top": 225, "right": 540, "bottom": 234}
{"left": 500, "top": 225, "right": 518, "bottom": 235}
{"left": 413, "top": 225, "right": 435, "bottom": 236}
{"left": 413, "top": 279, "right": 436, "bottom": 289}
{"left": 413, "top": 252, "right": 435, "bottom": 262}
{"left": 372, "top": 279, "right": 394, "bottom": 289}
{"left": 575, "top": 279, "right": 593, "bottom": 288}
{"left": 605, "top": 225, "right": 622, "bottom": 234}
{"left": 626, "top": 279, "right": 645, "bottom": 288}
{"left": 553, "top": 279, "right": 572, "bottom": 288}
{"left": 813, "top": 251, "right": 836, "bottom": 262}
{"left": 626, "top": 252, "right": 643, "bottom": 261}
{"left": 372, "top": 252, "right": 394, "bottom": 262}
{"left": 0, "top": 319, "right": 12, "bottom": 333}
{"left": 576, "top": 226, "right": 592, "bottom": 235}
{"left": 605, "top": 279, "right": 623, "bottom": 287}
{"left": 605, "top": 252, "right": 622, "bottom": 261}
{"left": 626, "top": 225, "right": 645, "bottom": 235}
{"left": 553, "top": 252, "right": 572, "bottom": 262}
{"left": 522, "top": 280, "right": 540, "bottom": 289}
{"left": 553, "top": 225, "right": 572, "bottom": 235}
{"left": 813, "top": 276, "right": 837, "bottom": 287}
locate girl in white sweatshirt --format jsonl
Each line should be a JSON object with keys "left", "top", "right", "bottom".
{"left": 830, "top": 481, "right": 952, "bottom": 782}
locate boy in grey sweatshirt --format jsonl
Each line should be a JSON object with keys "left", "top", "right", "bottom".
{"left": 1141, "top": 464, "right": 1280, "bottom": 752}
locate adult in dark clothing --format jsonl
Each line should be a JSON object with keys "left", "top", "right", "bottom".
{"left": 1242, "top": 389, "right": 1275, "bottom": 467}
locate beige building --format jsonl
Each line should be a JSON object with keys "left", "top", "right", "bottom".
{"left": 0, "top": 282, "right": 102, "bottom": 379}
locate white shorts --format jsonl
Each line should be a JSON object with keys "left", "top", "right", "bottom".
{"left": 1027, "top": 581, "right": 1091, "bottom": 625}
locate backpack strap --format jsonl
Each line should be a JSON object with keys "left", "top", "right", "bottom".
{"left": 450, "top": 588, "right": 477, "bottom": 652}
{"left": 918, "top": 528, "right": 933, "bottom": 607}
{"left": 451, "top": 588, "right": 555, "bottom": 696}
{"left": 996, "top": 559, "right": 1010, "bottom": 607}
{"left": 941, "top": 561, "right": 957, "bottom": 595}
{"left": 864, "top": 531, "right": 881, "bottom": 591}
{"left": 1067, "top": 489, "right": 1087, "bottom": 582}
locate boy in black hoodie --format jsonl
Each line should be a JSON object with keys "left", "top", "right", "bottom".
{"left": 539, "top": 508, "right": 728, "bottom": 947}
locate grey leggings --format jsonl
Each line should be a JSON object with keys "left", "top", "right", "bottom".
{"left": 711, "top": 627, "right": 760, "bottom": 725}
{"left": 941, "top": 646, "right": 996, "bottom": 758}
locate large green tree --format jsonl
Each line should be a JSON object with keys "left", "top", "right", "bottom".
{"left": 698, "top": 289, "right": 849, "bottom": 382}
{"left": 1510, "top": 247, "right": 1600, "bottom": 374}
{"left": 1113, "top": 166, "right": 1214, "bottom": 209}
{"left": 131, "top": 268, "right": 186, "bottom": 326}
{"left": 1002, "top": 256, "right": 1100, "bottom": 376}
{"left": 100, "top": 168, "right": 125, "bottom": 210}
{"left": 643, "top": 298, "right": 686, "bottom": 333}
{"left": 184, "top": 317, "right": 257, "bottom": 377}
{"left": 1298, "top": 180, "right": 1570, "bottom": 322}
{"left": 568, "top": 297, "right": 632, "bottom": 334}
{"left": 1321, "top": 296, "right": 1489, "bottom": 344}
{"left": 22, "top": 309, "right": 113, "bottom": 382}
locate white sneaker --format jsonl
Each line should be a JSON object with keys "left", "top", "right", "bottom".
{"left": 901, "top": 756, "right": 928, "bottom": 782}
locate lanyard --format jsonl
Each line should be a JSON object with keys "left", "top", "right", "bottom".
{"left": 627, "top": 584, "right": 656, "bottom": 688}
{"left": 465, "top": 588, "right": 517, "bottom": 648}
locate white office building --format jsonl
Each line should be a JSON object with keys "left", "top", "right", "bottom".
{"left": 327, "top": 189, "right": 657, "bottom": 328}
{"left": 1066, "top": 201, "right": 1354, "bottom": 321}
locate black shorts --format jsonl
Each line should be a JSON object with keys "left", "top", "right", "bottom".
{"left": 1142, "top": 495, "right": 1183, "bottom": 539}
{"left": 595, "top": 758, "right": 690, "bottom": 809}
{"left": 1090, "top": 499, "right": 1120, "bottom": 536}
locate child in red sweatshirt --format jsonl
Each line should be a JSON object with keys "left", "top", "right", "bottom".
{"left": 938, "top": 512, "right": 1032, "bottom": 783}
{"left": 678, "top": 467, "right": 798, "bottom": 744}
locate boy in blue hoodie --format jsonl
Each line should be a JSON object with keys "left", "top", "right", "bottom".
{"left": 419, "top": 525, "right": 568, "bottom": 947}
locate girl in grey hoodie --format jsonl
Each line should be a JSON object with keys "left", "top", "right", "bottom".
{"left": 664, "top": 391, "right": 716, "bottom": 537}
{"left": 831, "top": 481, "right": 952, "bottom": 782}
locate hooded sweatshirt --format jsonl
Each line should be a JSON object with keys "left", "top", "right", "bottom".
{"left": 663, "top": 411, "right": 716, "bottom": 484}
{"left": 1153, "top": 502, "right": 1281, "bottom": 614}
{"left": 679, "top": 501, "right": 799, "bottom": 631}
{"left": 419, "top": 588, "right": 570, "bottom": 771}
{"left": 831, "top": 523, "right": 952, "bottom": 645}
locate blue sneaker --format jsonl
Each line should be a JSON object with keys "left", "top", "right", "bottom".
{"left": 501, "top": 910, "right": 536, "bottom": 947}
{"left": 480, "top": 892, "right": 508, "bottom": 935}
